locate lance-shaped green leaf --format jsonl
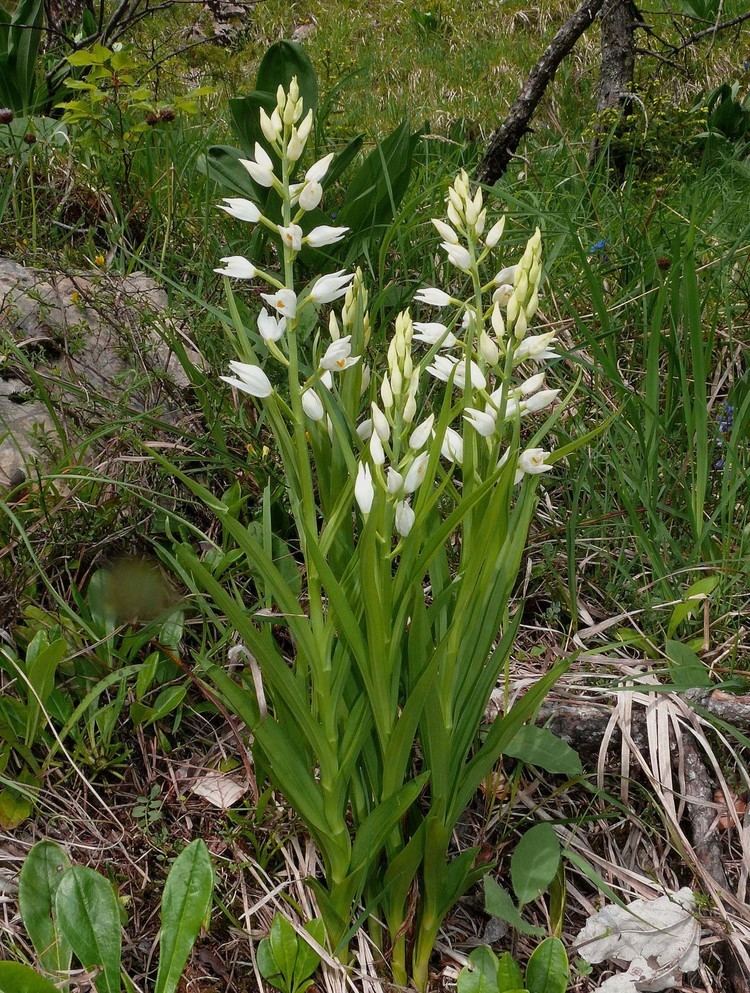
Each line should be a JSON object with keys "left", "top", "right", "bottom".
{"left": 55, "top": 866, "right": 122, "bottom": 993}
{"left": 18, "top": 840, "right": 72, "bottom": 973}
{"left": 155, "top": 840, "right": 214, "bottom": 993}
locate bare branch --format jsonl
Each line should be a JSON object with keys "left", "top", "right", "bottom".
{"left": 676, "top": 8, "right": 750, "bottom": 50}
{"left": 478, "top": 0, "right": 607, "bottom": 185}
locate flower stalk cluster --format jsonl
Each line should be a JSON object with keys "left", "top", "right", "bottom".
{"left": 188, "top": 80, "right": 572, "bottom": 992}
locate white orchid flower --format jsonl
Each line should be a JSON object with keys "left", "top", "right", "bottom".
{"left": 260, "top": 288, "right": 297, "bottom": 319}
{"left": 278, "top": 224, "right": 303, "bottom": 252}
{"left": 409, "top": 414, "right": 435, "bottom": 451}
{"left": 386, "top": 467, "right": 404, "bottom": 494}
{"left": 427, "top": 355, "right": 486, "bottom": 390}
{"left": 356, "top": 418, "right": 373, "bottom": 441}
{"left": 519, "top": 372, "right": 545, "bottom": 395}
{"left": 478, "top": 330, "right": 499, "bottom": 365}
{"left": 493, "top": 284, "right": 514, "bottom": 308}
{"left": 221, "top": 361, "right": 273, "bottom": 398}
{"left": 494, "top": 264, "right": 518, "bottom": 286}
{"left": 515, "top": 448, "right": 553, "bottom": 484}
{"left": 370, "top": 433, "right": 386, "bottom": 466}
{"left": 522, "top": 388, "right": 560, "bottom": 414}
{"left": 371, "top": 403, "right": 390, "bottom": 443}
{"left": 306, "top": 152, "right": 334, "bottom": 184}
{"left": 257, "top": 307, "right": 287, "bottom": 343}
{"left": 415, "top": 287, "right": 453, "bottom": 307}
{"left": 320, "top": 335, "right": 359, "bottom": 372}
{"left": 514, "top": 331, "right": 557, "bottom": 362}
{"left": 442, "top": 242, "right": 472, "bottom": 272}
{"left": 463, "top": 407, "right": 496, "bottom": 437}
{"left": 218, "top": 198, "right": 261, "bottom": 223}
{"left": 441, "top": 427, "right": 464, "bottom": 465}
{"left": 239, "top": 142, "right": 275, "bottom": 187}
{"left": 214, "top": 256, "right": 257, "bottom": 279}
{"left": 306, "top": 225, "right": 349, "bottom": 248}
{"left": 310, "top": 270, "right": 354, "bottom": 304}
{"left": 412, "top": 322, "right": 458, "bottom": 348}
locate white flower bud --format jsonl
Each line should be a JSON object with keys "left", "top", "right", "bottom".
{"left": 403, "top": 393, "right": 417, "bottom": 423}
{"left": 478, "top": 330, "right": 499, "bottom": 365}
{"left": 260, "top": 108, "right": 280, "bottom": 144}
{"left": 409, "top": 413, "right": 434, "bottom": 451}
{"left": 395, "top": 500, "right": 415, "bottom": 537}
{"left": 355, "top": 462, "right": 374, "bottom": 514}
{"left": 485, "top": 217, "right": 506, "bottom": 249}
{"left": 371, "top": 402, "right": 390, "bottom": 443}
{"left": 447, "top": 202, "right": 463, "bottom": 229}
{"left": 519, "top": 372, "right": 545, "bottom": 395}
{"left": 287, "top": 128, "right": 305, "bottom": 161}
{"left": 301, "top": 389, "right": 325, "bottom": 421}
{"left": 431, "top": 218, "right": 459, "bottom": 244}
{"left": 386, "top": 467, "right": 404, "bottom": 494}
{"left": 403, "top": 452, "right": 429, "bottom": 493}
{"left": 370, "top": 432, "right": 385, "bottom": 466}
{"left": 299, "top": 181, "right": 323, "bottom": 211}
{"left": 357, "top": 418, "right": 373, "bottom": 441}
{"left": 491, "top": 302, "right": 505, "bottom": 338}
{"left": 381, "top": 374, "right": 394, "bottom": 410}
{"left": 514, "top": 309, "right": 528, "bottom": 340}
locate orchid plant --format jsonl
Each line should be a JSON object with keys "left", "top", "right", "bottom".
{"left": 172, "top": 76, "right": 577, "bottom": 990}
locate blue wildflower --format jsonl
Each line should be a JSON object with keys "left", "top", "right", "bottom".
{"left": 589, "top": 238, "right": 608, "bottom": 254}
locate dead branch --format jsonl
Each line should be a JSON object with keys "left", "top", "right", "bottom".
{"left": 478, "top": 0, "right": 607, "bottom": 185}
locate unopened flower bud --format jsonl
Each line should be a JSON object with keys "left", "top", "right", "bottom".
{"left": 287, "top": 128, "right": 305, "bottom": 161}
{"left": 381, "top": 374, "right": 394, "bottom": 410}
{"left": 370, "top": 432, "right": 385, "bottom": 466}
{"left": 391, "top": 366, "right": 403, "bottom": 396}
{"left": 329, "top": 311, "right": 340, "bottom": 340}
{"left": 485, "top": 217, "right": 506, "bottom": 249}
{"left": 491, "top": 302, "right": 505, "bottom": 338}
{"left": 371, "top": 402, "right": 390, "bottom": 443}
{"left": 260, "top": 108, "right": 280, "bottom": 144}
{"left": 478, "top": 330, "right": 499, "bottom": 365}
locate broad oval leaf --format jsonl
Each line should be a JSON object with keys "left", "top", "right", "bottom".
{"left": 154, "top": 839, "right": 214, "bottom": 993}
{"left": 18, "top": 841, "right": 72, "bottom": 973}
{"left": 55, "top": 866, "right": 122, "bottom": 993}
{"left": 503, "top": 726, "right": 582, "bottom": 777}
{"left": 511, "top": 823, "right": 561, "bottom": 906}
{"left": 255, "top": 41, "right": 318, "bottom": 114}
{"left": 0, "top": 962, "right": 59, "bottom": 993}
{"left": 524, "top": 937, "right": 568, "bottom": 993}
